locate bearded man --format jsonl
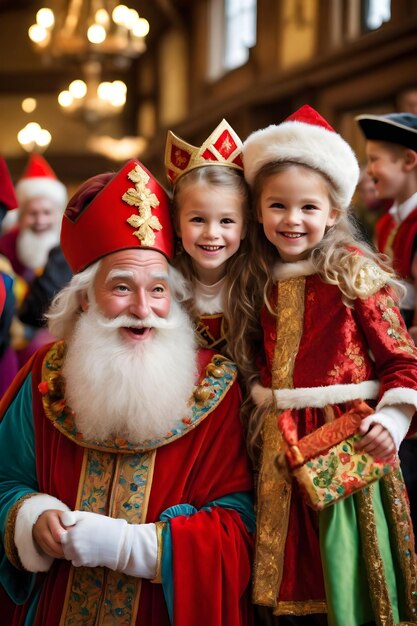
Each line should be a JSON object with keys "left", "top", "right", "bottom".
{"left": 0, "top": 159, "right": 254, "bottom": 626}
{"left": 0, "top": 153, "right": 67, "bottom": 285}
{"left": 0, "top": 154, "right": 70, "bottom": 367}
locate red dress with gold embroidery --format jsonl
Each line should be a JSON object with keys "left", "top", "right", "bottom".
{"left": 195, "top": 313, "right": 227, "bottom": 353}
{"left": 193, "top": 278, "right": 228, "bottom": 354}
{"left": 253, "top": 260, "right": 417, "bottom": 622}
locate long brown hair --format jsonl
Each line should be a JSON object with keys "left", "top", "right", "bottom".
{"left": 171, "top": 165, "right": 259, "bottom": 367}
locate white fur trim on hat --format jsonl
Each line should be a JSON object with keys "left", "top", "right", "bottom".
{"left": 243, "top": 120, "right": 360, "bottom": 209}
{"left": 16, "top": 177, "right": 67, "bottom": 213}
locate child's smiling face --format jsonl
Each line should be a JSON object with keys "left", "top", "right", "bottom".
{"left": 365, "top": 140, "right": 409, "bottom": 203}
{"left": 177, "top": 181, "right": 246, "bottom": 284}
{"left": 258, "top": 164, "right": 337, "bottom": 262}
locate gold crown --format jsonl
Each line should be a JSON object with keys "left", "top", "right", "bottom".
{"left": 165, "top": 119, "right": 243, "bottom": 185}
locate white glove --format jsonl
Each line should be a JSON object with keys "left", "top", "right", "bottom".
{"left": 60, "top": 510, "right": 157, "bottom": 579}
{"left": 359, "top": 403, "right": 414, "bottom": 451}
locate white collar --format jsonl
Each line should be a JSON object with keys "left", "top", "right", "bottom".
{"left": 272, "top": 258, "right": 316, "bottom": 281}
{"left": 193, "top": 276, "right": 226, "bottom": 314}
{"left": 388, "top": 191, "right": 417, "bottom": 224}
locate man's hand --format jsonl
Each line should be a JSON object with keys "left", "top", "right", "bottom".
{"left": 60, "top": 510, "right": 157, "bottom": 578}
{"left": 32, "top": 509, "right": 68, "bottom": 559}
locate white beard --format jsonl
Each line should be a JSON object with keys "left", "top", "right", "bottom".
{"left": 62, "top": 300, "right": 198, "bottom": 443}
{"left": 16, "top": 227, "right": 60, "bottom": 270}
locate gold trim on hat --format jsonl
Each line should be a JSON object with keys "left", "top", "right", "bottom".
{"left": 164, "top": 119, "right": 243, "bottom": 184}
{"left": 122, "top": 164, "right": 163, "bottom": 247}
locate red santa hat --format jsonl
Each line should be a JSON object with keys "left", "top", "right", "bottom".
{"left": 243, "top": 104, "right": 360, "bottom": 209}
{"left": 0, "top": 156, "right": 18, "bottom": 212}
{"left": 61, "top": 159, "right": 175, "bottom": 274}
{"left": 15, "top": 154, "right": 67, "bottom": 212}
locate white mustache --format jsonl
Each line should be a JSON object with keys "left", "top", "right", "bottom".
{"left": 94, "top": 305, "right": 185, "bottom": 332}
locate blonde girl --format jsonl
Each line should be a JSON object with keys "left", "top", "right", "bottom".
{"left": 165, "top": 120, "right": 256, "bottom": 359}
{"left": 237, "top": 105, "right": 417, "bottom": 626}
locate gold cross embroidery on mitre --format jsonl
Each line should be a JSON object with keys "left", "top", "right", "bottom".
{"left": 122, "top": 165, "right": 162, "bottom": 247}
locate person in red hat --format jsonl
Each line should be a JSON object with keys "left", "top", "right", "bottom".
{"left": 233, "top": 105, "right": 417, "bottom": 625}
{"left": 0, "top": 153, "right": 67, "bottom": 284}
{"left": 0, "top": 154, "right": 71, "bottom": 368}
{"left": 0, "top": 159, "right": 254, "bottom": 626}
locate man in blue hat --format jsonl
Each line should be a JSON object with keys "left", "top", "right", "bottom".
{"left": 356, "top": 110, "right": 417, "bottom": 539}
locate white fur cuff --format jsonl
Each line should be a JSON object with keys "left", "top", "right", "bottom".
{"left": 251, "top": 383, "right": 274, "bottom": 407}
{"left": 361, "top": 404, "right": 414, "bottom": 451}
{"left": 376, "top": 388, "right": 417, "bottom": 413}
{"left": 15, "top": 494, "right": 69, "bottom": 572}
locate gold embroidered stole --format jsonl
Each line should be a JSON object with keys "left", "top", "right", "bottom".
{"left": 253, "top": 277, "right": 305, "bottom": 607}
{"left": 59, "top": 448, "right": 156, "bottom": 626}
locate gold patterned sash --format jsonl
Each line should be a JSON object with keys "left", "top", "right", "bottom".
{"left": 60, "top": 448, "right": 156, "bottom": 626}
{"left": 253, "top": 277, "right": 305, "bottom": 606}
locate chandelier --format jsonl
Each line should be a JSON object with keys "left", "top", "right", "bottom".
{"left": 17, "top": 122, "right": 52, "bottom": 153}
{"left": 28, "top": 2, "right": 150, "bottom": 124}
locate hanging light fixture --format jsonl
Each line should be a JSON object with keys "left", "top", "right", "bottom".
{"left": 28, "top": 2, "right": 150, "bottom": 124}
{"left": 57, "top": 60, "right": 128, "bottom": 124}
{"left": 17, "top": 122, "right": 52, "bottom": 153}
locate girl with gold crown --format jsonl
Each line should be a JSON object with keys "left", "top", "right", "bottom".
{"left": 164, "top": 120, "right": 257, "bottom": 360}
{"left": 235, "top": 105, "right": 417, "bottom": 626}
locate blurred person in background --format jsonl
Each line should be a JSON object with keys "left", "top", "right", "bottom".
{"left": 396, "top": 85, "right": 417, "bottom": 116}
{"left": 356, "top": 110, "right": 417, "bottom": 542}
{"left": 0, "top": 153, "right": 71, "bottom": 367}
{"left": 353, "top": 165, "right": 392, "bottom": 243}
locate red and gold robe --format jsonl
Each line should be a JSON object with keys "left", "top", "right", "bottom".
{"left": 0, "top": 342, "right": 254, "bottom": 626}
{"left": 252, "top": 258, "right": 417, "bottom": 624}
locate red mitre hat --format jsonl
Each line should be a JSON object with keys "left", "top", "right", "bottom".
{"left": 61, "top": 160, "right": 174, "bottom": 274}
{"left": 0, "top": 156, "right": 18, "bottom": 211}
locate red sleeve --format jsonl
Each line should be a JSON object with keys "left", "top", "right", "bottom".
{"left": 171, "top": 509, "right": 253, "bottom": 626}
{"left": 353, "top": 286, "right": 417, "bottom": 432}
